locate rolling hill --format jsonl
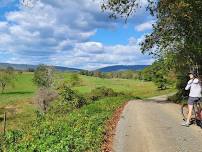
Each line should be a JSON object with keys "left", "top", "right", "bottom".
{"left": 0, "top": 63, "right": 82, "bottom": 72}
{"left": 96, "top": 65, "right": 149, "bottom": 72}
{"left": 0, "top": 63, "right": 149, "bottom": 72}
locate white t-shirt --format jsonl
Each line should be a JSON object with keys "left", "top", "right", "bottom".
{"left": 185, "top": 78, "right": 202, "bottom": 97}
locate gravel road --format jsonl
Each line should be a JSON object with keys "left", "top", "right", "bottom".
{"left": 112, "top": 96, "right": 202, "bottom": 152}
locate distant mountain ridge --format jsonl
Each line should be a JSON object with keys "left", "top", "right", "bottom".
{"left": 0, "top": 63, "right": 149, "bottom": 72}
{"left": 96, "top": 65, "right": 149, "bottom": 72}
{"left": 0, "top": 63, "right": 82, "bottom": 72}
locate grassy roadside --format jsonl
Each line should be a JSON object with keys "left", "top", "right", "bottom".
{"left": 1, "top": 96, "right": 134, "bottom": 152}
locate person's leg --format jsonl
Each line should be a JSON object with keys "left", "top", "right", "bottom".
{"left": 181, "top": 97, "right": 194, "bottom": 126}
{"left": 186, "top": 104, "right": 193, "bottom": 124}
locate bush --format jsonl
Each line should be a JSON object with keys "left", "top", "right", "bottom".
{"left": 57, "top": 83, "right": 86, "bottom": 109}
{"left": 69, "top": 73, "right": 81, "bottom": 87}
{"left": 86, "top": 86, "right": 118, "bottom": 102}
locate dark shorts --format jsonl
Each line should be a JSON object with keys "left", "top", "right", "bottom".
{"left": 188, "top": 97, "right": 201, "bottom": 105}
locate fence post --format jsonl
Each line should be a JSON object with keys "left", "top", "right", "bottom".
{"left": 3, "top": 112, "right": 7, "bottom": 135}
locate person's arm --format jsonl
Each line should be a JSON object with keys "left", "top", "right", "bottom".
{"left": 193, "top": 78, "right": 199, "bottom": 84}
{"left": 185, "top": 79, "right": 193, "bottom": 90}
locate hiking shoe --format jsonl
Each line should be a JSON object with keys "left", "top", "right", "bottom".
{"left": 181, "top": 121, "right": 190, "bottom": 127}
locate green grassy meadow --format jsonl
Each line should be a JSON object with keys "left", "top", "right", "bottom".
{"left": 76, "top": 75, "right": 175, "bottom": 97}
{"left": 0, "top": 72, "right": 175, "bottom": 131}
{"left": 0, "top": 72, "right": 36, "bottom": 105}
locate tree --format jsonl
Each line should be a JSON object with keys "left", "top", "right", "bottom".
{"left": 102, "top": 0, "right": 202, "bottom": 95}
{"left": 27, "top": 68, "right": 35, "bottom": 72}
{"left": 33, "top": 64, "right": 54, "bottom": 88}
{"left": 6, "top": 66, "right": 14, "bottom": 73}
{"left": 0, "top": 69, "right": 15, "bottom": 93}
{"left": 139, "top": 59, "right": 175, "bottom": 90}
{"left": 101, "top": 0, "right": 146, "bottom": 22}
{"left": 93, "top": 71, "right": 103, "bottom": 78}
{"left": 102, "top": 0, "right": 202, "bottom": 63}
{"left": 33, "top": 65, "right": 57, "bottom": 112}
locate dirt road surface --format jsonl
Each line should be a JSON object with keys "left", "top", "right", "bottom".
{"left": 112, "top": 96, "right": 202, "bottom": 152}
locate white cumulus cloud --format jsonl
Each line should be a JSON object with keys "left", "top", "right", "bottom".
{"left": 0, "top": 0, "right": 153, "bottom": 70}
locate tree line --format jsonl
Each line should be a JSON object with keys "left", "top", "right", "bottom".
{"left": 79, "top": 70, "right": 139, "bottom": 79}
{"left": 0, "top": 63, "right": 175, "bottom": 95}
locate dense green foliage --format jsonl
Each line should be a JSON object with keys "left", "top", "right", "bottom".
{"left": 57, "top": 83, "right": 86, "bottom": 109}
{"left": 139, "top": 60, "right": 176, "bottom": 90}
{"left": 1, "top": 96, "right": 133, "bottom": 152}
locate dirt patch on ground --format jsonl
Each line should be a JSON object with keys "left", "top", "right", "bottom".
{"left": 0, "top": 98, "right": 35, "bottom": 118}
{"left": 101, "top": 101, "right": 129, "bottom": 152}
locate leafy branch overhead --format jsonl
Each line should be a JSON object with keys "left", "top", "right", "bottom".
{"left": 102, "top": 0, "right": 202, "bottom": 99}
{"left": 102, "top": 0, "right": 202, "bottom": 68}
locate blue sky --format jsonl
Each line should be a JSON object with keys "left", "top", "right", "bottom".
{"left": 0, "top": 0, "right": 154, "bottom": 70}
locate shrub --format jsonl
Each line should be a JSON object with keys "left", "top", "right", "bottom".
{"left": 57, "top": 83, "right": 86, "bottom": 109}
{"left": 86, "top": 86, "right": 118, "bottom": 102}
{"left": 69, "top": 73, "right": 81, "bottom": 87}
